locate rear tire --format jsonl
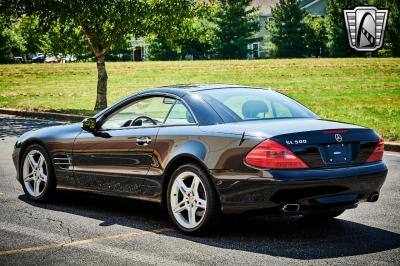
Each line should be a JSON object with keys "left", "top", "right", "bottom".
{"left": 166, "top": 163, "right": 220, "bottom": 234}
{"left": 20, "top": 144, "right": 56, "bottom": 202}
{"left": 304, "top": 210, "right": 345, "bottom": 220}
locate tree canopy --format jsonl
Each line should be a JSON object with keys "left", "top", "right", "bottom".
{"left": 1, "top": 0, "right": 399, "bottom": 65}
{"left": 268, "top": 0, "right": 308, "bottom": 58}
{"left": 3, "top": 0, "right": 196, "bottom": 110}
{"left": 148, "top": 3, "right": 217, "bottom": 60}
{"left": 213, "top": 0, "right": 259, "bottom": 59}
{"left": 304, "top": 16, "right": 327, "bottom": 57}
{"left": 0, "top": 15, "right": 25, "bottom": 63}
{"left": 377, "top": 0, "right": 400, "bottom": 56}
{"left": 325, "top": 0, "right": 365, "bottom": 57}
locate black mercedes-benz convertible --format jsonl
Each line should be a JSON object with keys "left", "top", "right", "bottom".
{"left": 13, "top": 84, "right": 387, "bottom": 233}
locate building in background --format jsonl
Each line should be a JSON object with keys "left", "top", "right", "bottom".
{"left": 135, "top": 0, "right": 327, "bottom": 61}
{"left": 249, "top": 0, "right": 327, "bottom": 58}
{"left": 129, "top": 38, "right": 149, "bottom": 61}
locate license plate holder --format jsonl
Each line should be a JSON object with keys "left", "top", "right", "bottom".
{"left": 322, "top": 143, "right": 350, "bottom": 165}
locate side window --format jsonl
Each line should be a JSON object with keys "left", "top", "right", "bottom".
{"left": 164, "top": 100, "right": 195, "bottom": 125}
{"left": 101, "top": 96, "right": 173, "bottom": 129}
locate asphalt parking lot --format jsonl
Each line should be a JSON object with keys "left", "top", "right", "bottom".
{"left": 0, "top": 114, "right": 399, "bottom": 265}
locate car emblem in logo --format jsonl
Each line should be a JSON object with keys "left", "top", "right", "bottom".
{"left": 344, "top": 6, "right": 389, "bottom": 51}
{"left": 335, "top": 134, "right": 343, "bottom": 143}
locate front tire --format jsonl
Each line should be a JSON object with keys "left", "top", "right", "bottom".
{"left": 20, "top": 144, "right": 56, "bottom": 202}
{"left": 166, "top": 164, "right": 220, "bottom": 234}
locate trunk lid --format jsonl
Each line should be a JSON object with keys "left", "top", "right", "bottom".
{"left": 201, "top": 118, "right": 364, "bottom": 137}
{"left": 271, "top": 127, "right": 379, "bottom": 168}
{"left": 202, "top": 118, "right": 380, "bottom": 168}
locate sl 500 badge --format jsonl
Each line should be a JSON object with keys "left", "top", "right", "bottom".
{"left": 286, "top": 139, "right": 307, "bottom": 145}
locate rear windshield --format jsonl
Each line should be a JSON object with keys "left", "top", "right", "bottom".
{"left": 198, "top": 88, "right": 318, "bottom": 123}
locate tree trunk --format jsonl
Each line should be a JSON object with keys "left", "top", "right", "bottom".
{"left": 94, "top": 54, "right": 108, "bottom": 111}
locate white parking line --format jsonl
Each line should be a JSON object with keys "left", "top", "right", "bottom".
{"left": 0, "top": 228, "right": 171, "bottom": 256}
{"left": 0, "top": 221, "right": 172, "bottom": 258}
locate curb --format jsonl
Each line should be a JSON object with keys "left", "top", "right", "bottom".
{"left": 1, "top": 108, "right": 399, "bottom": 152}
{"left": 385, "top": 142, "right": 400, "bottom": 153}
{"left": 0, "top": 108, "right": 87, "bottom": 123}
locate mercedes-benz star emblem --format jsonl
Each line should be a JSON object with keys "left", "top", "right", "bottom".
{"left": 335, "top": 134, "right": 343, "bottom": 143}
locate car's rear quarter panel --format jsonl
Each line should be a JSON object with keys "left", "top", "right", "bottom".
{"left": 140, "top": 125, "right": 265, "bottom": 201}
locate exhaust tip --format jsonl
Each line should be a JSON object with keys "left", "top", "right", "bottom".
{"left": 368, "top": 193, "right": 379, "bottom": 202}
{"left": 282, "top": 203, "right": 300, "bottom": 213}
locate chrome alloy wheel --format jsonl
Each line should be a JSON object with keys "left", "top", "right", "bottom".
{"left": 170, "top": 171, "right": 207, "bottom": 229}
{"left": 22, "top": 150, "right": 48, "bottom": 197}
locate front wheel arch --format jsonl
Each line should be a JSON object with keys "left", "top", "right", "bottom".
{"left": 18, "top": 138, "right": 48, "bottom": 176}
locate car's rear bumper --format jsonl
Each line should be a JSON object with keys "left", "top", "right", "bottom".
{"left": 212, "top": 161, "right": 388, "bottom": 214}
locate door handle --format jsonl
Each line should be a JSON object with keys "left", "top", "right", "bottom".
{"left": 136, "top": 136, "right": 152, "bottom": 146}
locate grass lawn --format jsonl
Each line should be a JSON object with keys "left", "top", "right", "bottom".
{"left": 0, "top": 58, "right": 399, "bottom": 140}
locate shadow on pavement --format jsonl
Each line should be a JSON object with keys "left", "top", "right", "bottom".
{"left": 19, "top": 189, "right": 400, "bottom": 260}
{"left": 0, "top": 115, "right": 62, "bottom": 138}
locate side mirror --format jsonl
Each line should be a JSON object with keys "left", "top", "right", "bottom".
{"left": 81, "top": 118, "right": 97, "bottom": 132}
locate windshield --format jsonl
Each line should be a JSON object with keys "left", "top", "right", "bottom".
{"left": 197, "top": 88, "right": 318, "bottom": 123}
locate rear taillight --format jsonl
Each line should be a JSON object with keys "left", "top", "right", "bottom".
{"left": 366, "top": 138, "right": 384, "bottom": 163}
{"left": 244, "top": 139, "right": 308, "bottom": 169}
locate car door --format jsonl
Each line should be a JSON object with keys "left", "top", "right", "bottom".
{"left": 70, "top": 96, "right": 174, "bottom": 199}
{"left": 140, "top": 99, "right": 199, "bottom": 201}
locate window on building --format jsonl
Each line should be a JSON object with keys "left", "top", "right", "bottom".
{"left": 252, "top": 43, "right": 259, "bottom": 59}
